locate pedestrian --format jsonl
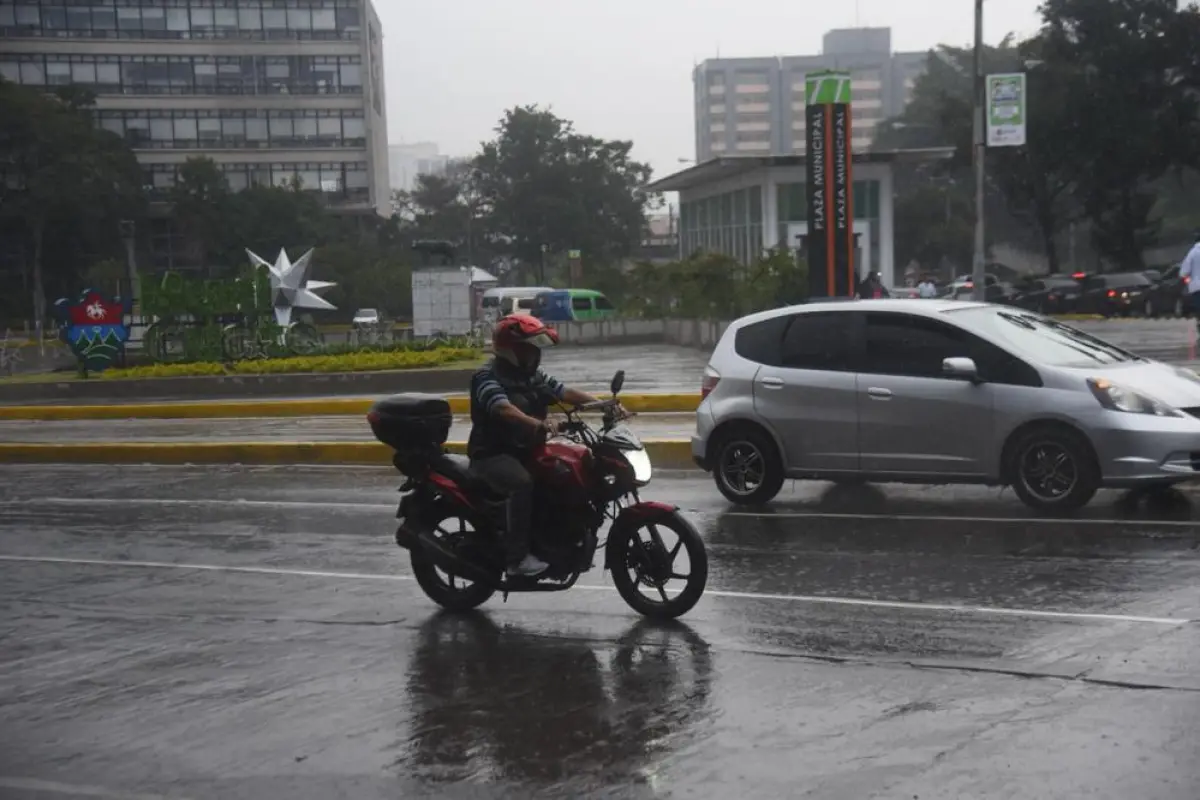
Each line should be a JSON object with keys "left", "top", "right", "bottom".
{"left": 857, "top": 271, "right": 889, "bottom": 300}
{"left": 1181, "top": 229, "right": 1200, "bottom": 331}
{"left": 917, "top": 276, "right": 938, "bottom": 298}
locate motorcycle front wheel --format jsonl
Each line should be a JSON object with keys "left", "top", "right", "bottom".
{"left": 609, "top": 512, "right": 708, "bottom": 620}
{"left": 410, "top": 511, "right": 498, "bottom": 612}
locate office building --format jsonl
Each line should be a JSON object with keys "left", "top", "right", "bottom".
{"left": 388, "top": 142, "right": 451, "bottom": 194}
{"left": 693, "top": 27, "right": 927, "bottom": 160}
{"left": 0, "top": 0, "right": 391, "bottom": 227}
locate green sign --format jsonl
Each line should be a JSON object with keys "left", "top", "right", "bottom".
{"left": 806, "top": 70, "right": 852, "bottom": 105}
{"left": 986, "top": 73, "right": 1027, "bottom": 147}
{"left": 137, "top": 267, "right": 320, "bottom": 363}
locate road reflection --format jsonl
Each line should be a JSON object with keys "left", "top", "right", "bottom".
{"left": 749, "top": 481, "right": 1200, "bottom": 523}
{"left": 400, "top": 612, "right": 714, "bottom": 790}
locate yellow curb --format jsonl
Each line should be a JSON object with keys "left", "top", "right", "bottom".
{"left": 0, "top": 393, "right": 701, "bottom": 421}
{"left": 0, "top": 440, "right": 697, "bottom": 470}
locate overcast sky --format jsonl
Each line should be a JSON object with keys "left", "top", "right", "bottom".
{"left": 378, "top": 0, "right": 1044, "bottom": 179}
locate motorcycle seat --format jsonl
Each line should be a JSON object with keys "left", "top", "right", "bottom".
{"left": 433, "top": 454, "right": 485, "bottom": 488}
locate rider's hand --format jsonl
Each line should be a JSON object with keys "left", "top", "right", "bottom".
{"left": 539, "top": 418, "right": 559, "bottom": 438}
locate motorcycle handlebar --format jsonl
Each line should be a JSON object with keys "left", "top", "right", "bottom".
{"left": 577, "top": 398, "right": 621, "bottom": 412}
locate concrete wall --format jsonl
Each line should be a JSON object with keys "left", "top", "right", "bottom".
{"left": 550, "top": 318, "right": 728, "bottom": 352}
{"left": 549, "top": 319, "right": 667, "bottom": 346}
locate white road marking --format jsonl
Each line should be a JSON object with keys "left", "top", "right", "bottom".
{"left": 722, "top": 510, "right": 1200, "bottom": 528}
{"left": 0, "top": 776, "right": 189, "bottom": 799}
{"left": 0, "top": 554, "right": 1190, "bottom": 626}
{"left": 3, "top": 495, "right": 1200, "bottom": 528}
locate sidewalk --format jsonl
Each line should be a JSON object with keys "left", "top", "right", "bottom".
{"left": 0, "top": 413, "right": 696, "bottom": 444}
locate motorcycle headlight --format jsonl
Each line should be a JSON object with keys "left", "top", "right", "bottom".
{"left": 1087, "top": 378, "right": 1184, "bottom": 417}
{"left": 623, "top": 448, "right": 653, "bottom": 485}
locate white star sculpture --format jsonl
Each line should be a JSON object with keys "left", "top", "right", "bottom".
{"left": 246, "top": 247, "right": 336, "bottom": 328}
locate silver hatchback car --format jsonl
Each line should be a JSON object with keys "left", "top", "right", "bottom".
{"left": 692, "top": 299, "right": 1200, "bottom": 512}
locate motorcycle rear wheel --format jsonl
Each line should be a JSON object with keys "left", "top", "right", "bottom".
{"left": 410, "top": 512, "right": 497, "bottom": 612}
{"left": 609, "top": 512, "right": 708, "bottom": 620}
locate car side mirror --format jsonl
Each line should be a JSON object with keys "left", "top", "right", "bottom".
{"left": 611, "top": 369, "right": 625, "bottom": 396}
{"left": 943, "top": 357, "right": 980, "bottom": 382}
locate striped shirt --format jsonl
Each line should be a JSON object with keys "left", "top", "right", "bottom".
{"left": 467, "top": 360, "right": 567, "bottom": 458}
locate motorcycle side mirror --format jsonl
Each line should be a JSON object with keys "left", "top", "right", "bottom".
{"left": 610, "top": 369, "right": 625, "bottom": 397}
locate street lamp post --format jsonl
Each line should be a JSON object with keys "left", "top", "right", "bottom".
{"left": 971, "top": 0, "right": 987, "bottom": 302}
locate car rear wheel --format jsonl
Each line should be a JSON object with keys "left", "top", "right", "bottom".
{"left": 1143, "top": 298, "right": 1155, "bottom": 318}
{"left": 711, "top": 426, "right": 785, "bottom": 505}
{"left": 1008, "top": 426, "right": 1100, "bottom": 514}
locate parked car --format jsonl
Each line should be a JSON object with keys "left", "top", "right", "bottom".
{"left": 1140, "top": 264, "right": 1189, "bottom": 318}
{"left": 692, "top": 299, "right": 1200, "bottom": 513}
{"left": 1073, "top": 272, "right": 1155, "bottom": 317}
{"left": 352, "top": 308, "right": 383, "bottom": 326}
{"left": 1006, "top": 276, "right": 1082, "bottom": 315}
{"left": 943, "top": 273, "right": 1000, "bottom": 300}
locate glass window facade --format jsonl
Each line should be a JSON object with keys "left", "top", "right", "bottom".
{"left": 98, "top": 109, "right": 366, "bottom": 149}
{"left": 776, "top": 180, "right": 882, "bottom": 267}
{"left": 678, "top": 179, "right": 883, "bottom": 265}
{"left": 678, "top": 186, "right": 764, "bottom": 264}
{"left": 1, "top": 1, "right": 362, "bottom": 41}
{"left": 143, "top": 160, "right": 370, "bottom": 199}
{"left": 0, "top": 53, "right": 363, "bottom": 96}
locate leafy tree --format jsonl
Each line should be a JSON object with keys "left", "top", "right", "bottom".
{"left": 1038, "top": 0, "right": 1200, "bottom": 268}
{"left": 169, "top": 156, "right": 233, "bottom": 274}
{"left": 880, "top": 39, "right": 1084, "bottom": 272}
{"left": 472, "top": 106, "right": 654, "bottom": 280}
{"left": 0, "top": 80, "right": 144, "bottom": 336}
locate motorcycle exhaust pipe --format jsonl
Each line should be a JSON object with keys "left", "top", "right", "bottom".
{"left": 414, "top": 531, "right": 501, "bottom": 589}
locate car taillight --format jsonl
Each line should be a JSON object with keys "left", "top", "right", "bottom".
{"left": 701, "top": 367, "right": 720, "bottom": 399}
{"left": 1185, "top": 276, "right": 1191, "bottom": 285}
{"left": 1048, "top": 293, "right": 1059, "bottom": 300}
{"left": 1107, "top": 289, "right": 1116, "bottom": 297}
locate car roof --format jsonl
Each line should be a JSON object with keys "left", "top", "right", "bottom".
{"left": 730, "top": 298, "right": 990, "bottom": 329}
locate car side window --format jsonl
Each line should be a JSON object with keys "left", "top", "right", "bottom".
{"left": 861, "top": 313, "right": 965, "bottom": 378}
{"left": 779, "top": 312, "right": 855, "bottom": 371}
{"left": 571, "top": 297, "right": 592, "bottom": 311}
{"left": 733, "top": 316, "right": 788, "bottom": 366}
{"left": 594, "top": 295, "right": 615, "bottom": 310}
{"left": 862, "top": 312, "right": 1041, "bottom": 386}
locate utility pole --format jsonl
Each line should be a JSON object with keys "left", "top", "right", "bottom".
{"left": 971, "top": 0, "right": 987, "bottom": 302}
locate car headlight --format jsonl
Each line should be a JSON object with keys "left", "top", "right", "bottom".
{"left": 1087, "top": 378, "right": 1184, "bottom": 417}
{"left": 623, "top": 448, "right": 653, "bottom": 485}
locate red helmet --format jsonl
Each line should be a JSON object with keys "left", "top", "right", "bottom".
{"left": 492, "top": 314, "right": 558, "bottom": 373}
{"left": 492, "top": 314, "right": 559, "bottom": 350}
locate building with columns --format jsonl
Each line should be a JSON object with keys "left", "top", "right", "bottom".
{"left": 645, "top": 149, "right": 952, "bottom": 290}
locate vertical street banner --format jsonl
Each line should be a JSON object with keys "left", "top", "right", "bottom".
{"left": 986, "top": 73, "right": 1027, "bottom": 147}
{"left": 805, "top": 70, "right": 854, "bottom": 298}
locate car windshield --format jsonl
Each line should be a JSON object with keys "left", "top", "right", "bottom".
{"left": 950, "top": 307, "right": 1143, "bottom": 366}
{"left": 1106, "top": 273, "right": 1151, "bottom": 288}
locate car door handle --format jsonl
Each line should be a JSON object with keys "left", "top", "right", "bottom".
{"left": 867, "top": 387, "right": 892, "bottom": 399}
{"left": 760, "top": 376, "right": 784, "bottom": 389}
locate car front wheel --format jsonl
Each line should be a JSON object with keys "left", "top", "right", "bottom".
{"left": 1008, "top": 426, "right": 1100, "bottom": 514}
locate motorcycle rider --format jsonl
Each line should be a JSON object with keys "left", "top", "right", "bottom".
{"left": 468, "top": 314, "right": 603, "bottom": 577}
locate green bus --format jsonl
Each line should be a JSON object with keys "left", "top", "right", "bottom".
{"left": 531, "top": 289, "right": 617, "bottom": 322}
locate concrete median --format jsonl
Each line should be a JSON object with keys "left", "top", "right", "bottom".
{"left": 0, "top": 392, "right": 701, "bottom": 421}
{"left": 0, "top": 439, "right": 698, "bottom": 470}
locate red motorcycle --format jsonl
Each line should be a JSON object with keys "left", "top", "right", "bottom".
{"left": 367, "top": 370, "right": 708, "bottom": 619}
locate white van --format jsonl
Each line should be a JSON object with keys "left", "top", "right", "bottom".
{"left": 480, "top": 286, "right": 554, "bottom": 319}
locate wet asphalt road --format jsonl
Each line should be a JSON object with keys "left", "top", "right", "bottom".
{"left": 2, "top": 465, "right": 1200, "bottom": 799}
